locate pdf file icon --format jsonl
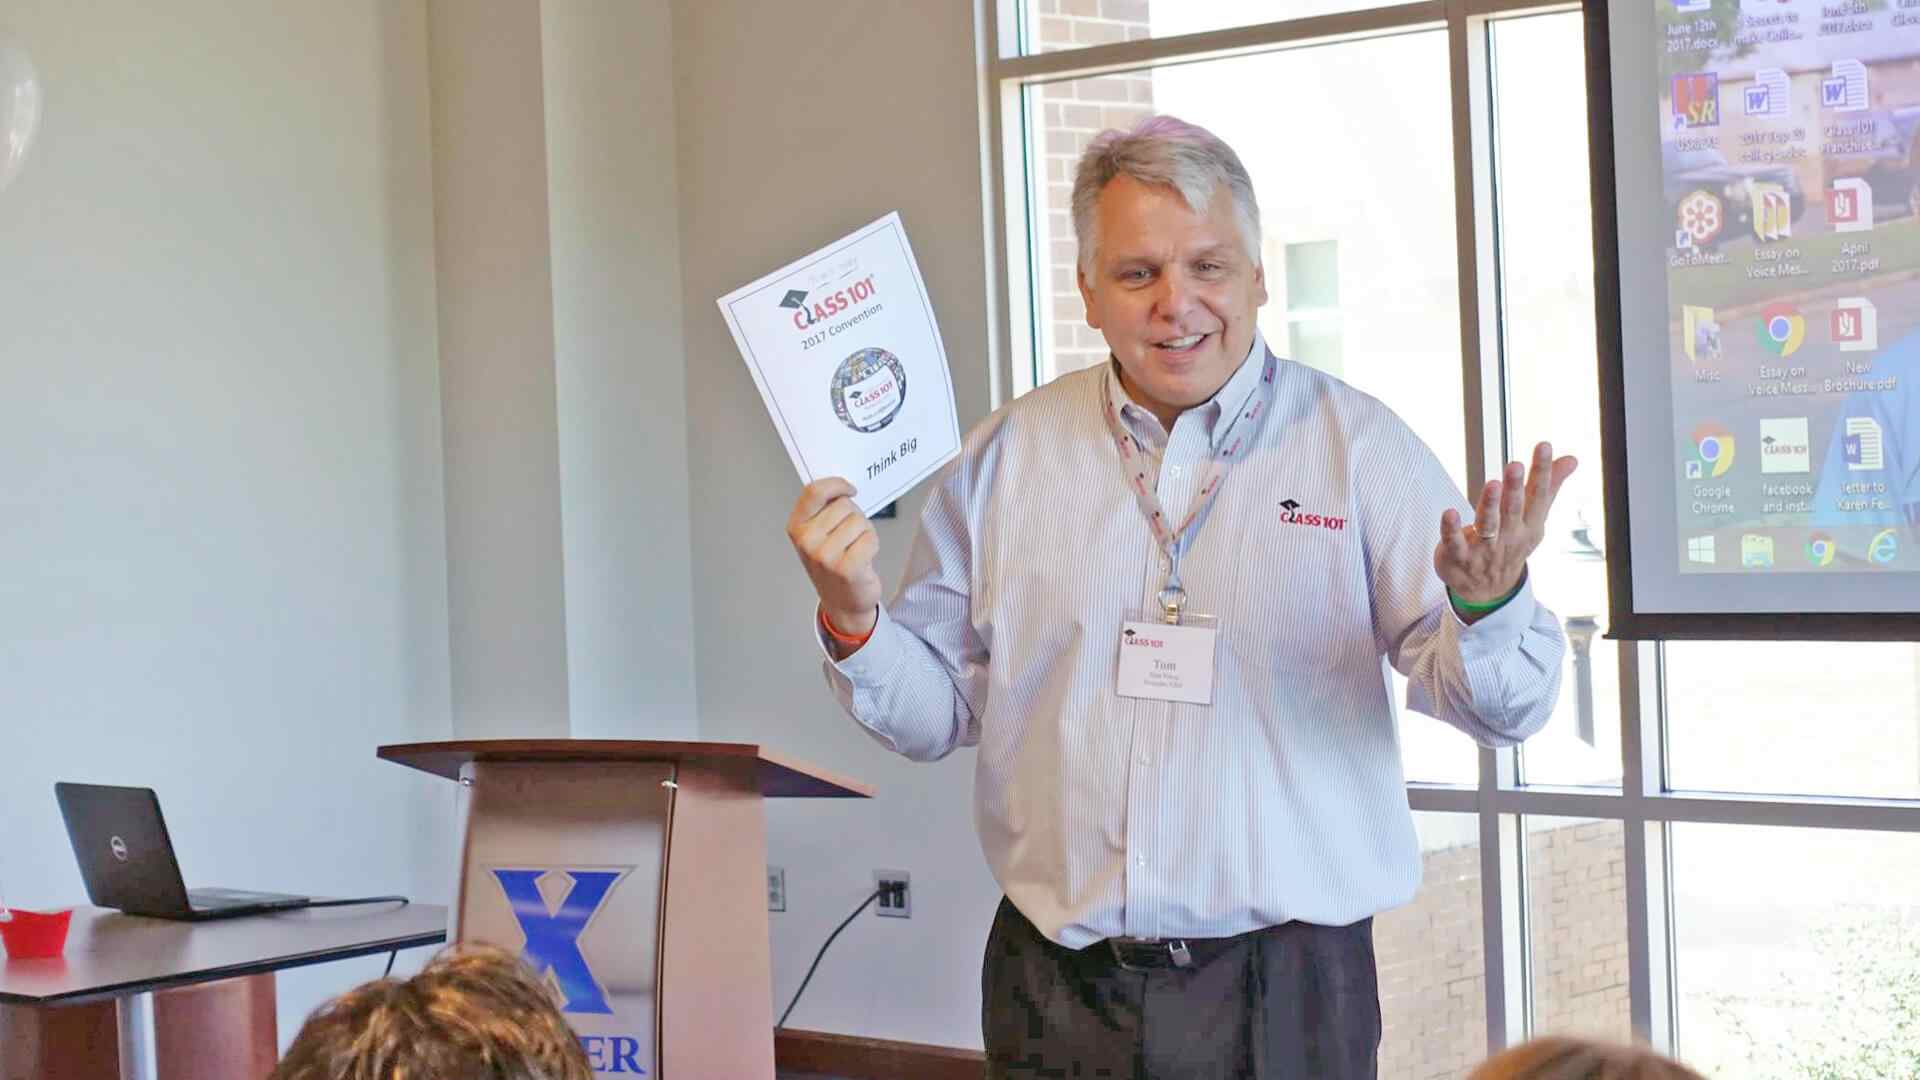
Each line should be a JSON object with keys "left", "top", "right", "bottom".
{"left": 1832, "top": 298, "right": 1878, "bottom": 352}
{"left": 1829, "top": 178, "right": 1873, "bottom": 232}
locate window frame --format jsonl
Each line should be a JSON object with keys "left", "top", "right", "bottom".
{"left": 980, "top": 0, "right": 1920, "bottom": 1061}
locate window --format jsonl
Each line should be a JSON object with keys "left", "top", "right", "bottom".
{"left": 1019, "top": 0, "right": 1417, "bottom": 56}
{"left": 1283, "top": 240, "right": 1344, "bottom": 377}
{"left": 989, "top": 2, "right": 1920, "bottom": 1070}
{"left": 1671, "top": 825, "right": 1920, "bottom": 1077}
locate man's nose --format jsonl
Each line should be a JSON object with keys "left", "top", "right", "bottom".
{"left": 1152, "top": 270, "right": 1197, "bottom": 323}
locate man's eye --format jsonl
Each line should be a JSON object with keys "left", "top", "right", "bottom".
{"left": 1122, "top": 268, "right": 1152, "bottom": 283}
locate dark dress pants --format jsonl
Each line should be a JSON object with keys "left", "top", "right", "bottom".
{"left": 982, "top": 897, "right": 1381, "bottom": 1080}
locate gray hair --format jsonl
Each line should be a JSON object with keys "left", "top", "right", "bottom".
{"left": 1070, "top": 115, "right": 1262, "bottom": 275}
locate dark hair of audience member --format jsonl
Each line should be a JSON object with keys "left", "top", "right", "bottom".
{"left": 1468, "top": 1036, "right": 1709, "bottom": 1080}
{"left": 268, "top": 943, "right": 593, "bottom": 1080}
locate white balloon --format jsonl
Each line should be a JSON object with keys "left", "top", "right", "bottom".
{"left": 0, "top": 39, "right": 41, "bottom": 195}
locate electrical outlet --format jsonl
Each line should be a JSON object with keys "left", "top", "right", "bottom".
{"left": 874, "top": 869, "right": 910, "bottom": 918}
{"left": 767, "top": 867, "right": 786, "bottom": 912}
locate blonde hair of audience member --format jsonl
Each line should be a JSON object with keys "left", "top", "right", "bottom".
{"left": 269, "top": 943, "right": 593, "bottom": 1080}
{"left": 1468, "top": 1036, "right": 1707, "bottom": 1080}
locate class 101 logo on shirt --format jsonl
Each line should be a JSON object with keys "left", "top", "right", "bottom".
{"left": 1278, "top": 498, "right": 1348, "bottom": 531}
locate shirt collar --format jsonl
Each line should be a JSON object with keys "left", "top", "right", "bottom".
{"left": 1105, "top": 330, "right": 1269, "bottom": 451}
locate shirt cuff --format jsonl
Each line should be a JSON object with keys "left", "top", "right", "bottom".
{"left": 813, "top": 602, "right": 906, "bottom": 683}
{"left": 1451, "top": 571, "right": 1537, "bottom": 653}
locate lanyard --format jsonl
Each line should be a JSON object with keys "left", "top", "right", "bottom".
{"left": 1100, "top": 349, "right": 1277, "bottom": 624}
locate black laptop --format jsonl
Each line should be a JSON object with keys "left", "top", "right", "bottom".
{"left": 55, "top": 782, "right": 310, "bottom": 921}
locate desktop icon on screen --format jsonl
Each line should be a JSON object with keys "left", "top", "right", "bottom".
{"left": 1672, "top": 73, "right": 1721, "bottom": 128}
{"left": 1822, "top": 60, "right": 1868, "bottom": 112}
{"left": 1676, "top": 190, "right": 1724, "bottom": 249}
{"left": 1832, "top": 299, "right": 1878, "bottom": 351}
{"left": 1756, "top": 303, "right": 1805, "bottom": 357}
{"left": 1745, "top": 69, "right": 1790, "bottom": 118}
{"left": 1687, "top": 535, "right": 1717, "bottom": 565}
{"left": 1683, "top": 305, "right": 1723, "bottom": 364}
{"left": 1691, "top": 422, "right": 1736, "bottom": 477}
{"left": 1806, "top": 533, "right": 1836, "bottom": 567}
{"left": 1759, "top": 418, "right": 1811, "bottom": 475}
{"left": 1829, "top": 178, "right": 1873, "bottom": 233}
{"left": 1741, "top": 534, "right": 1776, "bottom": 568}
{"left": 1869, "top": 529, "right": 1898, "bottom": 565}
{"left": 1748, "top": 180, "right": 1792, "bottom": 241}
{"left": 1844, "top": 417, "right": 1885, "bottom": 471}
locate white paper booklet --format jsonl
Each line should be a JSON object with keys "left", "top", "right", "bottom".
{"left": 716, "top": 212, "right": 962, "bottom": 517}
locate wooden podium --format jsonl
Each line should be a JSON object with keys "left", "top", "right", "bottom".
{"left": 379, "top": 740, "right": 872, "bottom": 1079}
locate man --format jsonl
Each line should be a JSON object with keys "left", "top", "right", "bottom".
{"left": 787, "top": 115, "right": 1577, "bottom": 1078}
{"left": 269, "top": 944, "right": 594, "bottom": 1080}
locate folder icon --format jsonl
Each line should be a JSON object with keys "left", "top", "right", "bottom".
{"left": 1682, "top": 305, "right": 1721, "bottom": 365}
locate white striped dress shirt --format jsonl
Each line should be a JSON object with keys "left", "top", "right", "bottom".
{"left": 820, "top": 333, "right": 1565, "bottom": 948}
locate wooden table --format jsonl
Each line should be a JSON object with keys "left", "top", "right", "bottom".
{"left": 0, "top": 902, "right": 447, "bottom": 1080}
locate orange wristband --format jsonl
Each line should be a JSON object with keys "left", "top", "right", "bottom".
{"left": 820, "top": 608, "right": 875, "bottom": 648}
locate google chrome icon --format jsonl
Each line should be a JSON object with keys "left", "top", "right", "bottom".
{"left": 1757, "top": 302, "right": 1806, "bottom": 357}
{"left": 1806, "top": 532, "right": 1835, "bottom": 566}
{"left": 1691, "top": 423, "right": 1735, "bottom": 477}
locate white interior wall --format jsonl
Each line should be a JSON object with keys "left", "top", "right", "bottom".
{"left": 542, "top": 0, "right": 699, "bottom": 742}
{"left": 0, "top": 0, "right": 455, "bottom": 1042}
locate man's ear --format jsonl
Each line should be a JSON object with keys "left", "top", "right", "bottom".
{"left": 1252, "top": 260, "right": 1269, "bottom": 309}
{"left": 1077, "top": 264, "right": 1102, "bottom": 329}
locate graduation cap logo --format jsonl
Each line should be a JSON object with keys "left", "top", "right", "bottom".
{"left": 1279, "top": 499, "right": 1301, "bottom": 513}
{"left": 779, "top": 289, "right": 809, "bottom": 309}
{"left": 1123, "top": 629, "right": 1136, "bottom": 639}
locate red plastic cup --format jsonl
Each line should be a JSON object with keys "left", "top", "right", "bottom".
{"left": 0, "top": 908, "right": 73, "bottom": 959}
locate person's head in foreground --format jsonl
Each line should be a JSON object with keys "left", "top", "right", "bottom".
{"left": 268, "top": 943, "right": 592, "bottom": 1080}
{"left": 1469, "top": 1035, "right": 1707, "bottom": 1080}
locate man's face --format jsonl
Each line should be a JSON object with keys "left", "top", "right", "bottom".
{"left": 1077, "top": 174, "right": 1268, "bottom": 421}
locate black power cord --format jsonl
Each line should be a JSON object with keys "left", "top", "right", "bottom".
{"left": 776, "top": 888, "right": 884, "bottom": 1030}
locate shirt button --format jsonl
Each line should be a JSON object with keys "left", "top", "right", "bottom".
{"left": 1137, "top": 753, "right": 1150, "bottom": 765}
{"left": 1135, "top": 856, "right": 1148, "bottom": 868}
{"left": 1169, "top": 465, "right": 1184, "bottom": 478}
{"left": 1160, "top": 558, "right": 1171, "bottom": 571}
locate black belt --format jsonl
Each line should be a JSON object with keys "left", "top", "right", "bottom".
{"left": 1103, "top": 933, "right": 1242, "bottom": 971}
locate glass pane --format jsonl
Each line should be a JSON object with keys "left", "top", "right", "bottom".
{"left": 1021, "top": 36, "right": 1472, "bottom": 782}
{"left": 1378, "top": 813, "right": 1489, "bottom": 1079}
{"left": 1526, "top": 817, "right": 1632, "bottom": 1043}
{"left": 1491, "top": 12, "right": 1620, "bottom": 789}
{"left": 1674, "top": 824, "right": 1920, "bottom": 1078}
{"left": 1022, "top": 0, "right": 1407, "bottom": 56}
{"left": 1666, "top": 640, "right": 1920, "bottom": 799}
{"left": 1288, "top": 316, "right": 1344, "bottom": 376}
{"left": 1285, "top": 240, "right": 1340, "bottom": 310}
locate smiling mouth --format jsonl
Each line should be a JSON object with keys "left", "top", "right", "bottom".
{"left": 1154, "top": 333, "right": 1210, "bottom": 354}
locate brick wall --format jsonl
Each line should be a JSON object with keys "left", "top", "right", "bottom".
{"left": 1374, "top": 822, "right": 1632, "bottom": 1079}
{"left": 1377, "top": 839, "right": 1489, "bottom": 1079}
{"left": 1525, "top": 821, "right": 1632, "bottom": 1043}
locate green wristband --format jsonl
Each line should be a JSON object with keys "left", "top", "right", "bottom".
{"left": 1448, "top": 582, "right": 1521, "bottom": 614}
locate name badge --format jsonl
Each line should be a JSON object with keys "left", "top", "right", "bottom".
{"left": 1116, "top": 619, "right": 1218, "bottom": 705}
